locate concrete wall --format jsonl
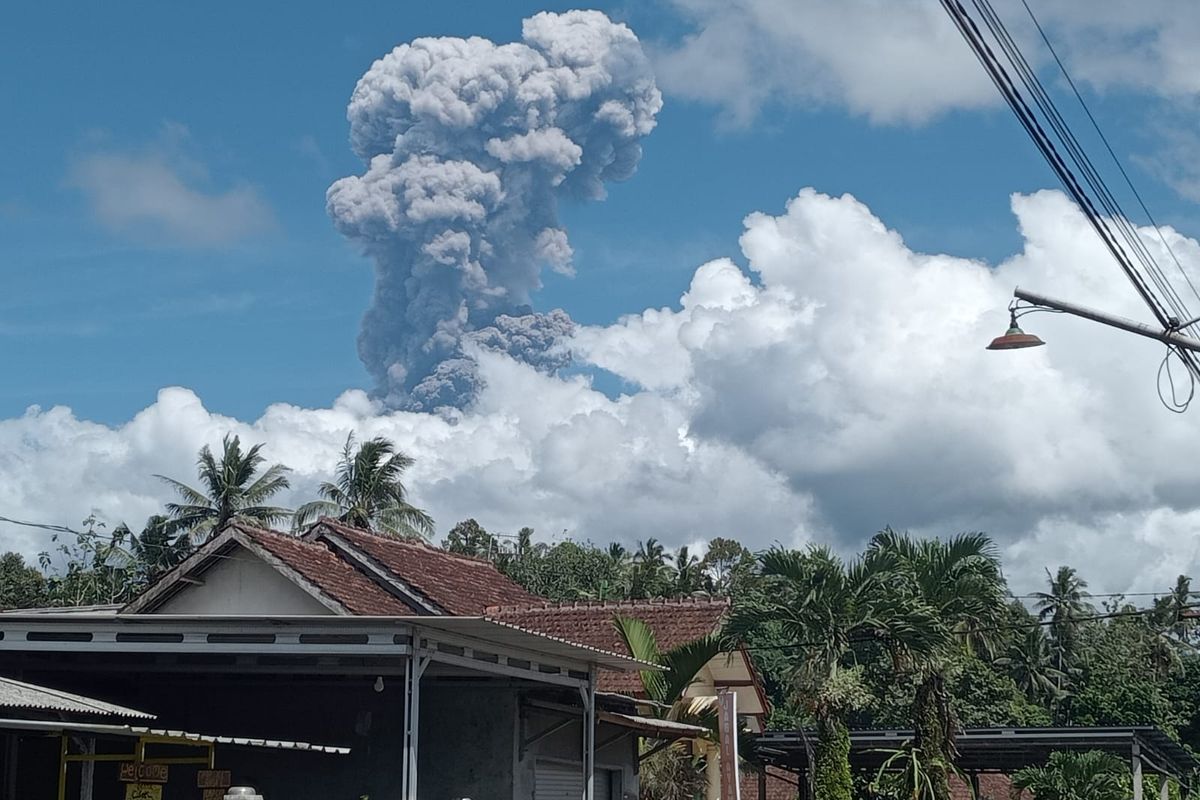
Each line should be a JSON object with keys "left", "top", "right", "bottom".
{"left": 418, "top": 685, "right": 517, "bottom": 800}
{"left": 155, "top": 549, "right": 333, "bottom": 615}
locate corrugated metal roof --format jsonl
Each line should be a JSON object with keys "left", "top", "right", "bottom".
{"left": 597, "top": 711, "right": 709, "bottom": 739}
{"left": 0, "top": 677, "right": 154, "bottom": 719}
{"left": 0, "top": 718, "right": 350, "bottom": 754}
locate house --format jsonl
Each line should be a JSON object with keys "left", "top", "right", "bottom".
{"left": 0, "top": 520, "right": 740, "bottom": 800}
{"left": 487, "top": 598, "right": 769, "bottom": 730}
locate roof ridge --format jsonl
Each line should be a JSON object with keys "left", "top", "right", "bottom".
{"left": 317, "top": 518, "right": 503, "bottom": 567}
{"left": 486, "top": 596, "right": 730, "bottom": 614}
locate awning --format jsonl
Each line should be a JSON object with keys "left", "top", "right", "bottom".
{"left": 0, "top": 718, "right": 350, "bottom": 754}
{"left": 0, "top": 676, "right": 154, "bottom": 719}
{"left": 597, "top": 711, "right": 709, "bottom": 740}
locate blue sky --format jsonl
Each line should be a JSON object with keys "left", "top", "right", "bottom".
{"left": 5, "top": 0, "right": 1174, "bottom": 424}
{"left": 6, "top": 1, "right": 1200, "bottom": 593}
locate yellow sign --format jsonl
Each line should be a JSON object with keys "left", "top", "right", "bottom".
{"left": 119, "top": 763, "right": 169, "bottom": 783}
{"left": 124, "top": 785, "right": 162, "bottom": 800}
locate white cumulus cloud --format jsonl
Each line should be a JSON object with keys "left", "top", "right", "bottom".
{"left": 70, "top": 141, "right": 274, "bottom": 246}
{"left": 653, "top": 0, "right": 1200, "bottom": 125}
{"left": 6, "top": 186, "right": 1200, "bottom": 596}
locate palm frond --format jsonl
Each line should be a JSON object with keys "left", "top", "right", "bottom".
{"left": 613, "top": 615, "right": 670, "bottom": 705}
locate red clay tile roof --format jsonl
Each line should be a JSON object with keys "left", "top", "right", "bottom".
{"left": 235, "top": 525, "right": 414, "bottom": 616}
{"left": 313, "top": 519, "right": 542, "bottom": 616}
{"left": 486, "top": 597, "right": 730, "bottom": 694}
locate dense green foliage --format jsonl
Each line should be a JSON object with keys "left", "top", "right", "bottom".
{"left": 1010, "top": 750, "right": 1128, "bottom": 800}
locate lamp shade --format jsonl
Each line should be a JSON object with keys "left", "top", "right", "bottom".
{"left": 986, "top": 321, "right": 1045, "bottom": 350}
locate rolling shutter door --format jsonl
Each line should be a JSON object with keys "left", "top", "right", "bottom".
{"left": 534, "top": 762, "right": 614, "bottom": 800}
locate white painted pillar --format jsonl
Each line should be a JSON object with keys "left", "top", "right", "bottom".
{"left": 705, "top": 745, "right": 721, "bottom": 800}
{"left": 404, "top": 647, "right": 431, "bottom": 800}
{"left": 581, "top": 671, "right": 596, "bottom": 800}
{"left": 1160, "top": 776, "right": 1171, "bottom": 800}
{"left": 1132, "top": 744, "right": 1144, "bottom": 800}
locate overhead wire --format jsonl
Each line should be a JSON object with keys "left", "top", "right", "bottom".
{"left": 938, "top": 0, "right": 1200, "bottom": 393}
{"left": 1017, "top": 0, "right": 1200, "bottom": 317}
{"left": 969, "top": 0, "right": 1198, "bottom": 344}
{"left": 741, "top": 601, "right": 1198, "bottom": 654}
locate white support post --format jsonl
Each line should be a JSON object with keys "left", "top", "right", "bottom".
{"left": 1160, "top": 776, "right": 1171, "bottom": 800}
{"left": 1133, "top": 744, "right": 1144, "bottom": 800}
{"left": 404, "top": 643, "right": 431, "bottom": 800}
{"left": 580, "top": 670, "right": 596, "bottom": 800}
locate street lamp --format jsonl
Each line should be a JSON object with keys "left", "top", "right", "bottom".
{"left": 987, "top": 286, "right": 1200, "bottom": 365}
{"left": 986, "top": 309, "right": 1045, "bottom": 350}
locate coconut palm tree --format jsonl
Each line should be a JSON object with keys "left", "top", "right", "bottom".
{"left": 156, "top": 434, "right": 292, "bottom": 543}
{"left": 728, "top": 546, "right": 940, "bottom": 800}
{"left": 1034, "top": 566, "right": 1092, "bottom": 676}
{"left": 1010, "top": 750, "right": 1127, "bottom": 800}
{"left": 125, "top": 515, "right": 193, "bottom": 583}
{"left": 673, "top": 546, "right": 706, "bottom": 596}
{"left": 867, "top": 529, "right": 1007, "bottom": 800}
{"left": 1153, "top": 575, "right": 1195, "bottom": 643}
{"left": 294, "top": 434, "right": 434, "bottom": 539}
{"left": 995, "top": 626, "right": 1067, "bottom": 706}
{"left": 628, "top": 538, "right": 670, "bottom": 598}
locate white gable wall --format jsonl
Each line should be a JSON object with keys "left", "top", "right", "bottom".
{"left": 155, "top": 547, "right": 334, "bottom": 615}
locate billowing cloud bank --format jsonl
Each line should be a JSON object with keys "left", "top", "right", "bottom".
{"left": 654, "top": 0, "right": 1200, "bottom": 125}
{"left": 328, "top": 11, "right": 661, "bottom": 410}
{"left": 6, "top": 188, "right": 1200, "bottom": 594}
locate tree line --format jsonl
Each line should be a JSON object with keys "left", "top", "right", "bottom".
{"left": 2, "top": 434, "right": 1199, "bottom": 797}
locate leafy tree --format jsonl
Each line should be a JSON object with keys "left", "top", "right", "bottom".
{"left": 867, "top": 529, "right": 1007, "bottom": 800}
{"left": 502, "top": 540, "right": 625, "bottom": 601}
{"left": 1070, "top": 610, "right": 1182, "bottom": 734}
{"left": 157, "top": 434, "right": 292, "bottom": 542}
{"left": 294, "top": 434, "right": 433, "bottom": 539}
{"left": 1010, "top": 750, "right": 1127, "bottom": 800}
{"left": 0, "top": 552, "right": 48, "bottom": 609}
{"left": 730, "top": 546, "right": 938, "bottom": 800}
{"left": 700, "top": 537, "right": 755, "bottom": 596}
{"left": 38, "top": 515, "right": 138, "bottom": 606}
{"left": 443, "top": 519, "right": 496, "bottom": 558}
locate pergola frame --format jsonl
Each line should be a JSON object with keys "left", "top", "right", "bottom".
{"left": 753, "top": 726, "right": 1198, "bottom": 798}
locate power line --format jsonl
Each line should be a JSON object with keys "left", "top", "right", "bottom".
{"left": 740, "top": 602, "right": 1195, "bottom": 654}
{"left": 1017, "top": 0, "right": 1200, "bottom": 318}
{"left": 939, "top": 0, "right": 1200, "bottom": 391}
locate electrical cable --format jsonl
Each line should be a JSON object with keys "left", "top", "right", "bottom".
{"left": 1157, "top": 346, "right": 1196, "bottom": 414}
{"left": 1018, "top": 0, "right": 1200, "bottom": 320}
{"left": 971, "top": 0, "right": 1197, "bottom": 345}
{"left": 741, "top": 601, "right": 1198, "bottom": 654}
{"left": 939, "top": 0, "right": 1200, "bottom": 383}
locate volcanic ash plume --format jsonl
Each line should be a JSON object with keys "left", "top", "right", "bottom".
{"left": 327, "top": 11, "right": 662, "bottom": 410}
